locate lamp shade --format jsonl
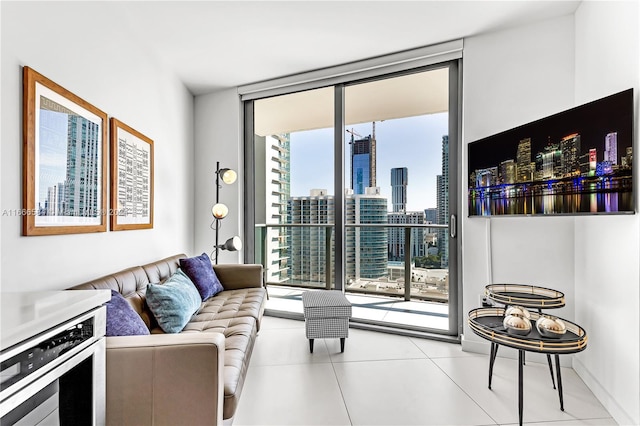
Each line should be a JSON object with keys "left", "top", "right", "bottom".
{"left": 219, "top": 168, "right": 237, "bottom": 185}
{"left": 220, "top": 236, "right": 242, "bottom": 252}
{"left": 211, "top": 203, "right": 229, "bottom": 219}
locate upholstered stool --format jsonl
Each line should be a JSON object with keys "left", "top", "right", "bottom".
{"left": 302, "top": 290, "right": 352, "bottom": 353}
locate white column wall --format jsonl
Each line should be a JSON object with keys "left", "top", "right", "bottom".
{"left": 194, "top": 89, "right": 243, "bottom": 265}
{"left": 0, "top": 2, "right": 194, "bottom": 291}
{"left": 461, "top": 16, "right": 576, "bottom": 363}
{"left": 573, "top": 2, "right": 639, "bottom": 424}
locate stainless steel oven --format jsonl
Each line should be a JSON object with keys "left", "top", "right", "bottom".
{"left": 1, "top": 305, "right": 106, "bottom": 425}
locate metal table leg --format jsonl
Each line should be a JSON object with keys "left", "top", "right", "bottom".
{"left": 555, "top": 354, "right": 564, "bottom": 410}
{"left": 547, "top": 354, "right": 556, "bottom": 389}
{"left": 488, "top": 342, "right": 499, "bottom": 389}
{"left": 537, "top": 308, "right": 556, "bottom": 389}
{"left": 518, "top": 350, "right": 524, "bottom": 426}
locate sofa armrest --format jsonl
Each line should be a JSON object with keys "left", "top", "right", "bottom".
{"left": 214, "top": 264, "right": 263, "bottom": 291}
{"left": 105, "top": 333, "right": 225, "bottom": 426}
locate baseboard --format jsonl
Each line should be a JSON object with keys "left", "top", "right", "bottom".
{"left": 573, "top": 357, "right": 638, "bottom": 426}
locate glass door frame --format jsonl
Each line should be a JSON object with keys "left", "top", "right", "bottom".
{"left": 243, "top": 60, "right": 462, "bottom": 337}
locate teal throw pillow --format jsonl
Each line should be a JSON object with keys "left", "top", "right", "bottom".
{"left": 145, "top": 269, "right": 201, "bottom": 333}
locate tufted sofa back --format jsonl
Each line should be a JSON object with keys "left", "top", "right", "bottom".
{"left": 70, "top": 254, "right": 186, "bottom": 330}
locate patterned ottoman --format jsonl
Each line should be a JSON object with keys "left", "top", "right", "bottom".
{"left": 302, "top": 290, "right": 352, "bottom": 353}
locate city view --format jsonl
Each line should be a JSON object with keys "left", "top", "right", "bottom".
{"left": 37, "top": 96, "right": 102, "bottom": 221}
{"left": 257, "top": 113, "right": 452, "bottom": 302}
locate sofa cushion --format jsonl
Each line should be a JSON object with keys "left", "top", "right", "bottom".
{"left": 180, "top": 253, "right": 224, "bottom": 300}
{"left": 182, "top": 314, "right": 257, "bottom": 420}
{"left": 185, "top": 288, "right": 266, "bottom": 328}
{"left": 146, "top": 269, "right": 202, "bottom": 333}
{"left": 105, "top": 290, "right": 150, "bottom": 336}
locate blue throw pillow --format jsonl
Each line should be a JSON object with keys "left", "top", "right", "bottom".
{"left": 179, "top": 253, "right": 224, "bottom": 301}
{"left": 105, "top": 290, "right": 150, "bottom": 336}
{"left": 145, "top": 269, "right": 202, "bottom": 333}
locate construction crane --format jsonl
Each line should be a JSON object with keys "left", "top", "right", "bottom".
{"left": 345, "top": 128, "right": 362, "bottom": 143}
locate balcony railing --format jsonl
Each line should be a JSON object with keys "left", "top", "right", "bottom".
{"left": 255, "top": 222, "right": 449, "bottom": 302}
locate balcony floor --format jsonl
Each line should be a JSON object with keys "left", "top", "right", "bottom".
{"left": 265, "top": 285, "right": 451, "bottom": 332}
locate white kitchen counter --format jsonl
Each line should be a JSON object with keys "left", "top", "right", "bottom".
{"left": 0, "top": 290, "right": 111, "bottom": 350}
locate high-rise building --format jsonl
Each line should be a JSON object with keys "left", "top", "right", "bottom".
{"left": 561, "top": 133, "right": 581, "bottom": 177}
{"left": 437, "top": 135, "right": 449, "bottom": 268}
{"left": 255, "top": 133, "right": 291, "bottom": 284}
{"left": 45, "top": 183, "right": 65, "bottom": 216}
{"left": 346, "top": 187, "right": 388, "bottom": 280}
{"left": 391, "top": 167, "right": 408, "bottom": 212}
{"left": 65, "top": 115, "right": 101, "bottom": 217}
{"left": 500, "top": 159, "right": 516, "bottom": 184}
{"left": 516, "top": 138, "right": 532, "bottom": 182}
{"left": 288, "top": 189, "right": 334, "bottom": 285}
{"left": 288, "top": 187, "right": 387, "bottom": 284}
{"left": 388, "top": 211, "right": 427, "bottom": 261}
{"left": 605, "top": 132, "right": 618, "bottom": 165}
{"left": 541, "top": 143, "right": 562, "bottom": 179}
{"left": 622, "top": 146, "right": 633, "bottom": 168}
{"left": 349, "top": 125, "right": 377, "bottom": 194}
{"left": 424, "top": 208, "right": 438, "bottom": 224}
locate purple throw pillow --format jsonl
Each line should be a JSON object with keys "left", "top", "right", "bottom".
{"left": 179, "top": 253, "right": 224, "bottom": 301}
{"left": 105, "top": 290, "right": 150, "bottom": 336}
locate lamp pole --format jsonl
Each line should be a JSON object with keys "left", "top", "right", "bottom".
{"left": 215, "top": 161, "right": 220, "bottom": 264}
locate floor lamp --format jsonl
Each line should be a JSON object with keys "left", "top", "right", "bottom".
{"left": 211, "top": 161, "right": 242, "bottom": 264}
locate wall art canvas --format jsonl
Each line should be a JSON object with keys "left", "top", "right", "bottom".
{"left": 468, "top": 89, "right": 634, "bottom": 217}
{"left": 110, "top": 118, "right": 153, "bottom": 231}
{"left": 23, "top": 66, "right": 107, "bottom": 235}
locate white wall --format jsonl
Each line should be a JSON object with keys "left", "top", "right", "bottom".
{"left": 573, "top": 2, "right": 640, "bottom": 425}
{"left": 0, "top": 2, "right": 194, "bottom": 291}
{"left": 461, "top": 16, "right": 577, "bottom": 363}
{"left": 194, "top": 89, "right": 244, "bottom": 265}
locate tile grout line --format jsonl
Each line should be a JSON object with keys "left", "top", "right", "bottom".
{"left": 428, "top": 355, "right": 501, "bottom": 426}
{"left": 328, "top": 346, "right": 355, "bottom": 426}
{"left": 405, "top": 335, "right": 501, "bottom": 425}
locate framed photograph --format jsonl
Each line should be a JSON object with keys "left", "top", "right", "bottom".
{"left": 110, "top": 118, "right": 154, "bottom": 231}
{"left": 23, "top": 66, "right": 108, "bottom": 236}
{"left": 468, "top": 89, "right": 634, "bottom": 217}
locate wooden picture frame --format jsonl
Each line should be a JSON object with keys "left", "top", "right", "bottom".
{"left": 110, "top": 118, "right": 154, "bottom": 231}
{"left": 22, "top": 66, "right": 108, "bottom": 236}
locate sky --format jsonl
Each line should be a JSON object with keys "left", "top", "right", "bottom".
{"left": 38, "top": 109, "right": 69, "bottom": 205}
{"left": 289, "top": 113, "right": 449, "bottom": 212}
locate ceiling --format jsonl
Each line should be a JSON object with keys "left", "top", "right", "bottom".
{"left": 254, "top": 68, "right": 449, "bottom": 136}
{"left": 112, "top": 1, "right": 580, "bottom": 96}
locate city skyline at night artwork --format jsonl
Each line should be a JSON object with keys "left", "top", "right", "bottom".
{"left": 468, "top": 88, "right": 634, "bottom": 217}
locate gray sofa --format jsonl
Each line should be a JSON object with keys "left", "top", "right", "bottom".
{"left": 70, "top": 254, "right": 266, "bottom": 425}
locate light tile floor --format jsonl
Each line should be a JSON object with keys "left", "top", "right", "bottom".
{"left": 233, "top": 316, "right": 616, "bottom": 426}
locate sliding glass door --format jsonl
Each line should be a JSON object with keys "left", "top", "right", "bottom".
{"left": 342, "top": 68, "right": 457, "bottom": 332}
{"left": 244, "top": 62, "right": 460, "bottom": 336}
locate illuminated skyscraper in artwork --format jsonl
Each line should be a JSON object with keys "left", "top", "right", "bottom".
{"left": 605, "top": 132, "right": 618, "bottom": 165}
{"left": 516, "top": 138, "right": 532, "bottom": 182}
{"left": 560, "top": 133, "right": 581, "bottom": 177}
